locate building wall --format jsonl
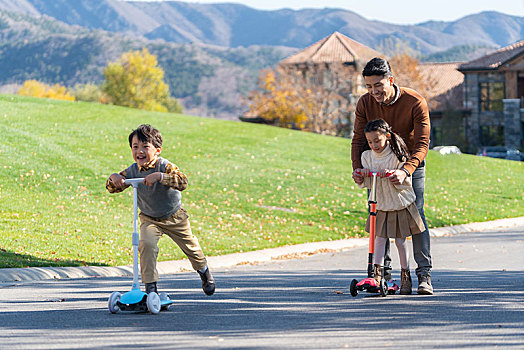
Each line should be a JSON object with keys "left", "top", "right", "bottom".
{"left": 463, "top": 72, "right": 506, "bottom": 150}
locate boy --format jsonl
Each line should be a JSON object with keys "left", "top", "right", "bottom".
{"left": 106, "top": 124, "right": 215, "bottom": 297}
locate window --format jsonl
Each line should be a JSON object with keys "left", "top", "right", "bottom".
{"left": 479, "top": 82, "right": 504, "bottom": 111}
{"left": 480, "top": 125, "right": 504, "bottom": 146}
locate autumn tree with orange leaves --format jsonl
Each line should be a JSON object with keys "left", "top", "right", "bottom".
{"left": 247, "top": 63, "right": 358, "bottom": 136}
{"left": 389, "top": 53, "right": 438, "bottom": 109}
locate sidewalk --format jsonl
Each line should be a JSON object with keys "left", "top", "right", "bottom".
{"left": 1, "top": 217, "right": 523, "bottom": 283}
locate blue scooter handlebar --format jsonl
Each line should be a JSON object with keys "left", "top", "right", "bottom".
{"left": 124, "top": 178, "right": 144, "bottom": 187}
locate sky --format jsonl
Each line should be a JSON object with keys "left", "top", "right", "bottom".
{"left": 154, "top": 0, "right": 524, "bottom": 25}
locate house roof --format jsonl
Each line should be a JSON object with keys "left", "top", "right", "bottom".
{"left": 458, "top": 39, "right": 524, "bottom": 71}
{"left": 418, "top": 62, "right": 465, "bottom": 99}
{"left": 279, "top": 31, "right": 381, "bottom": 66}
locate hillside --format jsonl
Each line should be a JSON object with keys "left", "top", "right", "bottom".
{"left": 0, "top": 0, "right": 522, "bottom": 54}
{"left": 0, "top": 95, "right": 522, "bottom": 268}
{"left": 0, "top": 2, "right": 522, "bottom": 119}
{"left": 0, "top": 10, "right": 294, "bottom": 119}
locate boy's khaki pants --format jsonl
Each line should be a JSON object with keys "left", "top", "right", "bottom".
{"left": 138, "top": 207, "right": 207, "bottom": 284}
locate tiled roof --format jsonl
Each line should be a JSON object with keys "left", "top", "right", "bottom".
{"left": 418, "top": 62, "right": 464, "bottom": 99}
{"left": 458, "top": 39, "right": 524, "bottom": 71}
{"left": 416, "top": 62, "right": 465, "bottom": 110}
{"left": 279, "top": 31, "right": 382, "bottom": 66}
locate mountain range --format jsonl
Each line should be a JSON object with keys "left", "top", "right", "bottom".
{"left": 0, "top": 0, "right": 522, "bottom": 54}
{"left": 0, "top": 0, "right": 522, "bottom": 118}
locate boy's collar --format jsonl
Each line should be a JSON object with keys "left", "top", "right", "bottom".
{"left": 138, "top": 157, "right": 159, "bottom": 172}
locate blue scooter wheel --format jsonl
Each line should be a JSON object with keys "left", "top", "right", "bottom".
{"left": 108, "top": 292, "right": 121, "bottom": 314}
{"left": 147, "top": 292, "right": 161, "bottom": 314}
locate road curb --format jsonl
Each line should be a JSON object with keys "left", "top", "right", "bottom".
{"left": 1, "top": 216, "right": 522, "bottom": 283}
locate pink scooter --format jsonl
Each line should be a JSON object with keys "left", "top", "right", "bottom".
{"left": 350, "top": 171, "right": 399, "bottom": 297}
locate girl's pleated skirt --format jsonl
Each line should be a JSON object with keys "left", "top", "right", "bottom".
{"left": 365, "top": 202, "right": 425, "bottom": 238}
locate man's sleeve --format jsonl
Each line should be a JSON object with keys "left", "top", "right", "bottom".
{"left": 403, "top": 97, "right": 430, "bottom": 174}
{"left": 351, "top": 97, "right": 367, "bottom": 171}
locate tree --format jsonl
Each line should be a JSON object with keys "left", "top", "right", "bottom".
{"left": 389, "top": 53, "right": 438, "bottom": 109}
{"left": 102, "top": 48, "right": 182, "bottom": 113}
{"left": 247, "top": 63, "right": 358, "bottom": 136}
{"left": 17, "top": 80, "right": 75, "bottom": 101}
{"left": 247, "top": 69, "right": 309, "bottom": 129}
{"left": 70, "top": 83, "right": 105, "bottom": 103}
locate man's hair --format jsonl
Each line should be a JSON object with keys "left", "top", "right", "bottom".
{"left": 128, "top": 124, "right": 162, "bottom": 148}
{"left": 362, "top": 57, "right": 392, "bottom": 77}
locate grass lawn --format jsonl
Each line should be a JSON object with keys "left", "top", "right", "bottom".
{"left": 0, "top": 95, "right": 522, "bottom": 268}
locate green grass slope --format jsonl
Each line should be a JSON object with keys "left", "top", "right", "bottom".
{"left": 0, "top": 95, "right": 522, "bottom": 268}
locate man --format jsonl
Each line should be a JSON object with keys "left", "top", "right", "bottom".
{"left": 351, "top": 57, "right": 433, "bottom": 294}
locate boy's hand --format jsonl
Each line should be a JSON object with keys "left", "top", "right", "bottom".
{"left": 144, "top": 172, "right": 163, "bottom": 186}
{"left": 108, "top": 173, "right": 126, "bottom": 190}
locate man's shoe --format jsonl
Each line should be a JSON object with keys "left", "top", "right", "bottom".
{"left": 145, "top": 282, "right": 158, "bottom": 294}
{"left": 198, "top": 268, "right": 215, "bottom": 296}
{"left": 417, "top": 274, "right": 433, "bottom": 295}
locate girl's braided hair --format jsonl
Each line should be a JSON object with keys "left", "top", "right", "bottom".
{"left": 364, "top": 119, "right": 409, "bottom": 162}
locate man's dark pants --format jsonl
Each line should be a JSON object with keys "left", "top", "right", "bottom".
{"left": 383, "top": 161, "right": 432, "bottom": 278}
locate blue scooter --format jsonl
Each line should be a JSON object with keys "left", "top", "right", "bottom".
{"left": 108, "top": 178, "right": 174, "bottom": 314}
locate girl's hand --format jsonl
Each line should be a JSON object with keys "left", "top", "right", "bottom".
{"left": 361, "top": 168, "right": 371, "bottom": 177}
{"left": 144, "top": 172, "right": 162, "bottom": 186}
{"left": 352, "top": 169, "right": 364, "bottom": 184}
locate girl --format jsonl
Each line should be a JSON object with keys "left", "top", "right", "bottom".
{"left": 356, "top": 119, "right": 425, "bottom": 295}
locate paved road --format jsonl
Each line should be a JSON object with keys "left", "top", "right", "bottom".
{"left": 0, "top": 226, "right": 523, "bottom": 349}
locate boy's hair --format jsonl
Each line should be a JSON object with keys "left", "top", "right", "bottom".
{"left": 364, "top": 119, "right": 409, "bottom": 162}
{"left": 128, "top": 124, "right": 162, "bottom": 148}
{"left": 362, "top": 57, "right": 392, "bottom": 77}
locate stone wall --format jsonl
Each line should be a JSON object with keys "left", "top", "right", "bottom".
{"left": 503, "top": 99, "right": 523, "bottom": 149}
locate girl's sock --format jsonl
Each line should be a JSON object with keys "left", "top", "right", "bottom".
{"left": 374, "top": 236, "right": 387, "bottom": 265}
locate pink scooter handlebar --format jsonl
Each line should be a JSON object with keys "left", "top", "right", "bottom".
{"left": 355, "top": 170, "right": 395, "bottom": 178}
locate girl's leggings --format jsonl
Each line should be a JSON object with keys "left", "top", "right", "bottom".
{"left": 374, "top": 236, "right": 409, "bottom": 270}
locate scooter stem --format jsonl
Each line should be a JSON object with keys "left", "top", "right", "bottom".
{"left": 367, "top": 172, "right": 378, "bottom": 278}
{"left": 124, "top": 178, "right": 143, "bottom": 290}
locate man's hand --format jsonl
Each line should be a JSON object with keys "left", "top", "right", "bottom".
{"left": 387, "top": 169, "right": 408, "bottom": 185}
{"left": 144, "top": 172, "right": 163, "bottom": 186}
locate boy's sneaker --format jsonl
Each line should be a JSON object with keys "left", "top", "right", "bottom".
{"left": 198, "top": 268, "right": 215, "bottom": 296}
{"left": 145, "top": 282, "right": 158, "bottom": 294}
{"left": 417, "top": 274, "right": 433, "bottom": 295}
